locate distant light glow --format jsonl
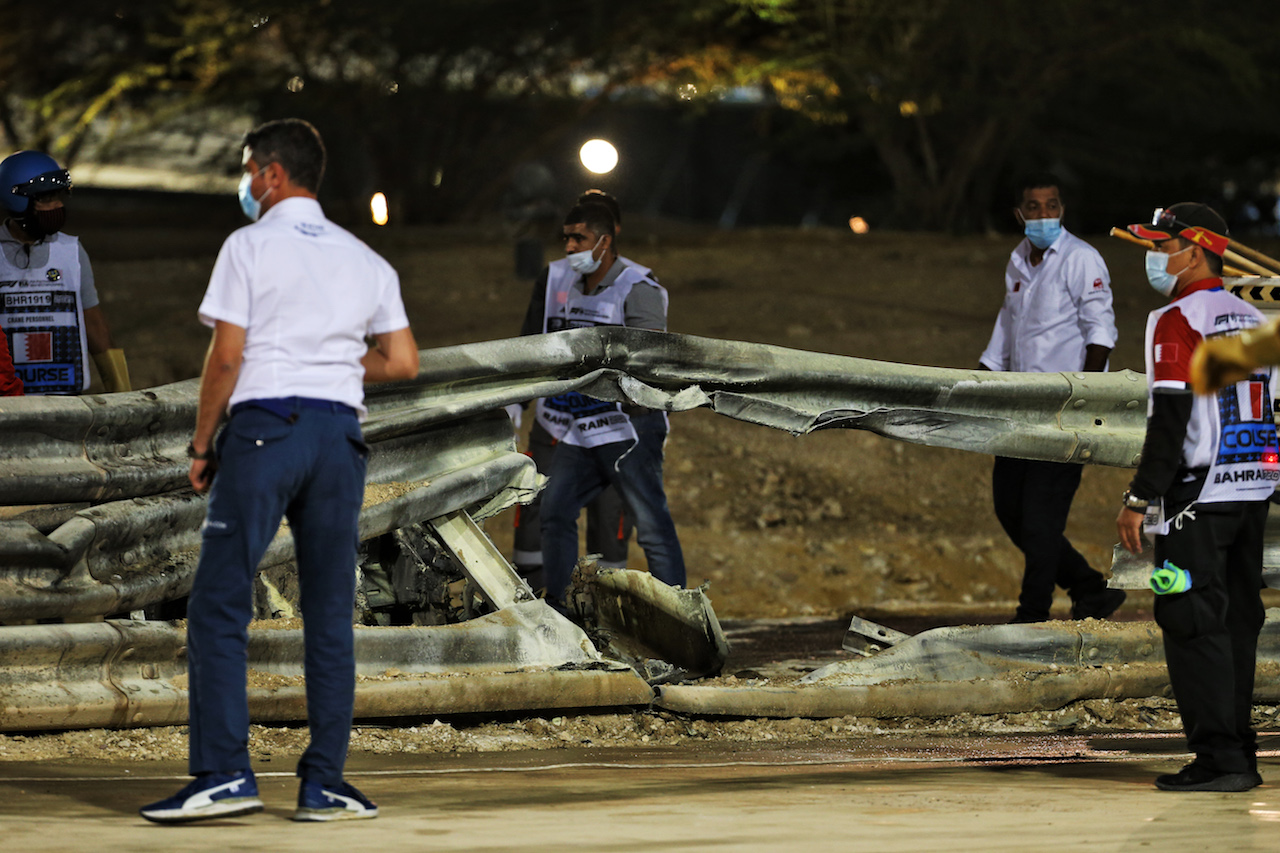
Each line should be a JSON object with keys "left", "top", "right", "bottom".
{"left": 579, "top": 139, "right": 618, "bottom": 174}
{"left": 432, "top": 168, "right": 443, "bottom": 188}
{"left": 898, "top": 100, "right": 918, "bottom": 117}
{"left": 286, "top": 76, "right": 305, "bottom": 93}
{"left": 848, "top": 216, "right": 870, "bottom": 234}
{"left": 370, "top": 193, "right": 389, "bottom": 226}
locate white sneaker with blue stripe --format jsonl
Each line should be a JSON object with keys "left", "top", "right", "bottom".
{"left": 139, "top": 770, "right": 264, "bottom": 823}
{"left": 293, "top": 779, "right": 379, "bottom": 821}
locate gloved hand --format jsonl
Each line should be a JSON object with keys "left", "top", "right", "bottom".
{"left": 504, "top": 403, "right": 524, "bottom": 429}
{"left": 92, "top": 348, "right": 132, "bottom": 392}
{"left": 1189, "top": 319, "right": 1280, "bottom": 394}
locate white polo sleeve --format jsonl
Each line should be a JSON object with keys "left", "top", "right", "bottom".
{"left": 367, "top": 258, "right": 410, "bottom": 335}
{"left": 198, "top": 230, "right": 254, "bottom": 329}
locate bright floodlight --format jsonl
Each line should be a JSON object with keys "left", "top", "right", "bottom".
{"left": 370, "top": 192, "right": 389, "bottom": 226}
{"left": 579, "top": 139, "right": 618, "bottom": 174}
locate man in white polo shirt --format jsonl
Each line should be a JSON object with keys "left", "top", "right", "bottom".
{"left": 140, "top": 119, "right": 419, "bottom": 824}
{"left": 981, "top": 172, "right": 1122, "bottom": 623}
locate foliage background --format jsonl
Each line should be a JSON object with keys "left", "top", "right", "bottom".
{"left": 3, "top": 0, "right": 1279, "bottom": 232}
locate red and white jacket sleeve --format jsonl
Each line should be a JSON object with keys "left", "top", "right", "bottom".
{"left": 1150, "top": 308, "right": 1201, "bottom": 391}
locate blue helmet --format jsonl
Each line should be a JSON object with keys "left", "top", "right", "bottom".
{"left": 0, "top": 150, "right": 72, "bottom": 217}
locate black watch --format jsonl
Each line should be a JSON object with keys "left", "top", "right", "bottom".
{"left": 1121, "top": 489, "right": 1149, "bottom": 511}
{"left": 186, "top": 442, "right": 216, "bottom": 461}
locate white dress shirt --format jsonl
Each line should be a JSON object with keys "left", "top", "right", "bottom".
{"left": 980, "top": 228, "right": 1117, "bottom": 373}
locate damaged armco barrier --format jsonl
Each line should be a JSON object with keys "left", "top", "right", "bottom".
{"left": 0, "top": 602, "right": 652, "bottom": 732}
{"left": 1, "top": 325, "right": 1277, "bottom": 730}
{"left": 655, "top": 612, "right": 1280, "bottom": 719}
{"left": 0, "top": 326, "right": 1165, "bottom": 622}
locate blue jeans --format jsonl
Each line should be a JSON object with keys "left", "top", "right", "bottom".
{"left": 540, "top": 412, "right": 685, "bottom": 604}
{"left": 186, "top": 402, "right": 367, "bottom": 786}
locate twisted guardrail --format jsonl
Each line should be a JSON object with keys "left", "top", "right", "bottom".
{"left": 0, "top": 327, "right": 1152, "bottom": 622}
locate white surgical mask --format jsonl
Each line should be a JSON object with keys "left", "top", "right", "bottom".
{"left": 237, "top": 168, "right": 271, "bottom": 222}
{"left": 567, "top": 236, "right": 604, "bottom": 275}
{"left": 1144, "top": 245, "right": 1192, "bottom": 297}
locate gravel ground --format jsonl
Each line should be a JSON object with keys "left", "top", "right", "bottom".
{"left": 0, "top": 698, "right": 1243, "bottom": 764}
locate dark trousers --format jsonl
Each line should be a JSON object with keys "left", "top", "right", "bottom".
{"left": 992, "top": 456, "right": 1106, "bottom": 621}
{"left": 1154, "top": 500, "right": 1268, "bottom": 775}
{"left": 541, "top": 412, "right": 685, "bottom": 605}
{"left": 514, "top": 419, "right": 634, "bottom": 571}
{"left": 187, "top": 404, "right": 367, "bottom": 786}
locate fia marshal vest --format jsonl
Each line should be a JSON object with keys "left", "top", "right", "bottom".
{"left": 0, "top": 233, "right": 88, "bottom": 394}
{"left": 535, "top": 262, "right": 667, "bottom": 448}
{"left": 1143, "top": 287, "right": 1279, "bottom": 504}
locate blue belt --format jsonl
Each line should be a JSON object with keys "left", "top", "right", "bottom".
{"left": 230, "top": 396, "right": 356, "bottom": 420}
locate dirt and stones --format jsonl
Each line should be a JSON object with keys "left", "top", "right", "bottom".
{"left": 9, "top": 699, "right": 1272, "bottom": 764}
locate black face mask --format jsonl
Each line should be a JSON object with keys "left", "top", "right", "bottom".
{"left": 19, "top": 205, "right": 67, "bottom": 240}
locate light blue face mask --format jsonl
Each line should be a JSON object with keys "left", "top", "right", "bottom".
{"left": 567, "top": 235, "right": 604, "bottom": 275}
{"left": 1023, "top": 217, "right": 1061, "bottom": 250}
{"left": 1145, "top": 246, "right": 1192, "bottom": 297}
{"left": 237, "top": 168, "right": 270, "bottom": 222}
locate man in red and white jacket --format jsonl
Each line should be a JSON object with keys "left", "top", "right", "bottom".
{"left": 1118, "top": 203, "right": 1278, "bottom": 793}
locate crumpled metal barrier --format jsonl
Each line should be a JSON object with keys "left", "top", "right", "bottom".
{"left": 382, "top": 328, "right": 1149, "bottom": 467}
{"left": 0, "top": 329, "right": 1170, "bottom": 729}
{"left": 0, "top": 328, "right": 1150, "bottom": 507}
{"left": 654, "top": 610, "right": 1280, "bottom": 719}
{"left": 801, "top": 620, "right": 1167, "bottom": 686}
{"left": 0, "top": 411, "right": 538, "bottom": 622}
{"left": 0, "top": 328, "right": 1153, "bottom": 619}
{"left": 0, "top": 601, "right": 652, "bottom": 732}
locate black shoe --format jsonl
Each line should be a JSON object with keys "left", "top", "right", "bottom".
{"left": 1071, "top": 588, "right": 1126, "bottom": 621}
{"left": 1155, "top": 764, "right": 1260, "bottom": 792}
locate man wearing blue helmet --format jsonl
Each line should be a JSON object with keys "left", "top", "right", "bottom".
{"left": 0, "top": 150, "right": 129, "bottom": 394}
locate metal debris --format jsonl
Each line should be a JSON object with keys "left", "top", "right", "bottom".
{"left": 841, "top": 615, "right": 910, "bottom": 657}
{"left": 569, "top": 563, "right": 729, "bottom": 684}
{"left": 654, "top": 611, "right": 1280, "bottom": 719}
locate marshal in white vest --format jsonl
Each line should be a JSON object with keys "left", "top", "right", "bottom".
{"left": 535, "top": 262, "right": 668, "bottom": 448}
{"left": 0, "top": 232, "right": 89, "bottom": 394}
